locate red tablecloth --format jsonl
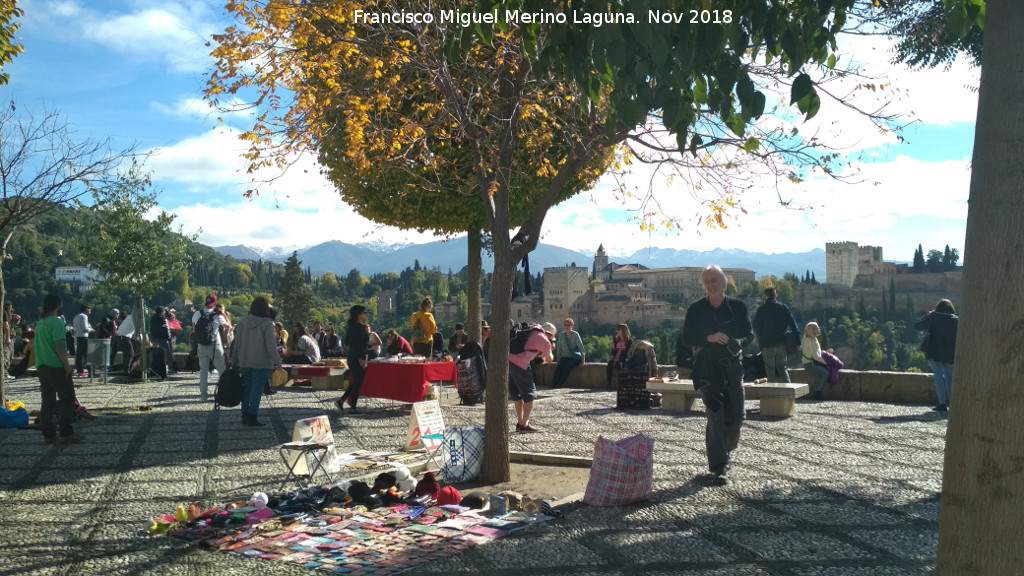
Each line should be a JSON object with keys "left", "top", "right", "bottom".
{"left": 360, "top": 361, "right": 457, "bottom": 403}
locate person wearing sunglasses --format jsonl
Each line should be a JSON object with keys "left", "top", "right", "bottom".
{"left": 681, "top": 265, "right": 753, "bottom": 487}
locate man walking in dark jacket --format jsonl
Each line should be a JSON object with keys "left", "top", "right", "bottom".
{"left": 753, "top": 287, "right": 800, "bottom": 383}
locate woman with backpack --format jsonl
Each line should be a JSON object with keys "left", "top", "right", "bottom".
{"left": 409, "top": 297, "right": 437, "bottom": 357}
{"left": 230, "top": 297, "right": 281, "bottom": 426}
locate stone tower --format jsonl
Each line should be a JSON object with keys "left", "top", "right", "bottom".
{"left": 825, "top": 241, "right": 859, "bottom": 288}
{"left": 593, "top": 244, "right": 609, "bottom": 281}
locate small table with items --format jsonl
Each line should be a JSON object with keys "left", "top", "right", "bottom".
{"left": 360, "top": 360, "right": 457, "bottom": 403}
{"left": 285, "top": 364, "right": 349, "bottom": 390}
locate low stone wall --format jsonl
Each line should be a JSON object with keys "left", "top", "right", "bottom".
{"left": 534, "top": 361, "right": 938, "bottom": 405}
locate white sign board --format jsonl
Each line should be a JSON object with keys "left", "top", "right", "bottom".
{"left": 407, "top": 400, "right": 446, "bottom": 452}
{"left": 286, "top": 415, "right": 341, "bottom": 476}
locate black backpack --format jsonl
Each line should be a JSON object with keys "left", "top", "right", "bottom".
{"left": 509, "top": 323, "right": 544, "bottom": 354}
{"left": 215, "top": 367, "right": 244, "bottom": 408}
{"left": 194, "top": 309, "right": 218, "bottom": 346}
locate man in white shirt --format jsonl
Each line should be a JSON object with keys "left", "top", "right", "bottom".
{"left": 72, "top": 305, "right": 93, "bottom": 377}
{"left": 192, "top": 294, "right": 226, "bottom": 401}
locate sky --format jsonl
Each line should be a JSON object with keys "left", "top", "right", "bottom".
{"left": 2, "top": 0, "right": 977, "bottom": 263}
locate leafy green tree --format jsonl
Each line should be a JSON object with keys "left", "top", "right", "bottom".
{"left": 0, "top": 2, "right": 23, "bottom": 85}
{"left": 277, "top": 252, "right": 313, "bottom": 328}
{"left": 319, "top": 272, "right": 341, "bottom": 299}
{"left": 0, "top": 106, "right": 129, "bottom": 401}
{"left": 78, "top": 162, "right": 194, "bottom": 380}
{"left": 926, "top": 249, "right": 944, "bottom": 273}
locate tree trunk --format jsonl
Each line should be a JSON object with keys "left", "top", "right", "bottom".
{"left": 480, "top": 233, "right": 514, "bottom": 483}
{"left": 936, "top": 2, "right": 1024, "bottom": 573}
{"left": 0, "top": 261, "right": 6, "bottom": 405}
{"left": 138, "top": 296, "right": 148, "bottom": 383}
{"left": 467, "top": 228, "right": 483, "bottom": 343}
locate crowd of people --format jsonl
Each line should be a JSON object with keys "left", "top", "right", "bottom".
{"left": 13, "top": 277, "right": 958, "bottom": 454}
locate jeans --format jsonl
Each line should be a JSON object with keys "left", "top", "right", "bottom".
{"left": 198, "top": 344, "right": 225, "bottom": 400}
{"left": 804, "top": 362, "right": 830, "bottom": 393}
{"left": 38, "top": 365, "right": 75, "bottom": 439}
{"left": 929, "top": 360, "right": 954, "bottom": 406}
{"left": 697, "top": 360, "right": 745, "bottom": 474}
{"left": 551, "top": 356, "right": 582, "bottom": 388}
{"left": 241, "top": 368, "right": 270, "bottom": 418}
{"left": 761, "top": 344, "right": 791, "bottom": 382}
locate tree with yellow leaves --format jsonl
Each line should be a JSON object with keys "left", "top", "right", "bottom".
{"left": 208, "top": 0, "right": 863, "bottom": 482}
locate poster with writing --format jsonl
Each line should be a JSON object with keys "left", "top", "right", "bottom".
{"left": 407, "top": 400, "right": 446, "bottom": 452}
{"left": 287, "top": 415, "right": 341, "bottom": 475}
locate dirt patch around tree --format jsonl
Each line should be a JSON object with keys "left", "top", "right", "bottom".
{"left": 450, "top": 463, "right": 591, "bottom": 501}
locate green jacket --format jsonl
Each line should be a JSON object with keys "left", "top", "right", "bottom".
{"left": 555, "top": 330, "right": 585, "bottom": 361}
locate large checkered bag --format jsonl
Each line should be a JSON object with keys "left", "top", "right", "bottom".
{"left": 442, "top": 426, "right": 485, "bottom": 483}
{"left": 583, "top": 435, "right": 655, "bottom": 506}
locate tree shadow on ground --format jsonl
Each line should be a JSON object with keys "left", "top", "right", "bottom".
{"left": 870, "top": 411, "right": 948, "bottom": 425}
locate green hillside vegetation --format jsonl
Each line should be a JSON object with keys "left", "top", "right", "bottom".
{"left": 3, "top": 204, "right": 929, "bottom": 371}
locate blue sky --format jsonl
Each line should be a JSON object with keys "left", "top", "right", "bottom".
{"left": 2, "top": 1, "right": 976, "bottom": 264}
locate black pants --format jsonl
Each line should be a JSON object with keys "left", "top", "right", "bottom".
{"left": 340, "top": 360, "right": 367, "bottom": 408}
{"left": 118, "top": 336, "right": 135, "bottom": 373}
{"left": 697, "top": 361, "right": 745, "bottom": 474}
{"left": 75, "top": 337, "right": 89, "bottom": 374}
{"left": 38, "top": 365, "right": 75, "bottom": 439}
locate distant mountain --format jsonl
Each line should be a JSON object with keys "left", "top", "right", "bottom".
{"left": 212, "top": 239, "right": 826, "bottom": 279}
{"left": 620, "top": 247, "right": 827, "bottom": 279}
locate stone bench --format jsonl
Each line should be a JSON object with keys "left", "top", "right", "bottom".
{"left": 646, "top": 379, "right": 809, "bottom": 418}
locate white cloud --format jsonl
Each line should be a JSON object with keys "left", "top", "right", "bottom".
{"left": 27, "top": 0, "right": 218, "bottom": 73}
{"left": 836, "top": 33, "right": 980, "bottom": 126}
{"left": 150, "top": 97, "right": 231, "bottom": 121}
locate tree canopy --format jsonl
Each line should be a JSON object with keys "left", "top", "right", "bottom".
{"left": 209, "top": 0, "right": 868, "bottom": 482}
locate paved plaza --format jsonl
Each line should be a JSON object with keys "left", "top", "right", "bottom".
{"left": 0, "top": 371, "right": 945, "bottom": 575}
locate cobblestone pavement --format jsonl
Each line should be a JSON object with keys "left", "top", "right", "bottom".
{"left": 0, "top": 372, "right": 945, "bottom": 575}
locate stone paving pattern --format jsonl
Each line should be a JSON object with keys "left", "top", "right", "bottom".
{"left": 0, "top": 371, "right": 946, "bottom": 575}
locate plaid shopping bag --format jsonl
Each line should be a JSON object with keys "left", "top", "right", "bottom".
{"left": 442, "top": 426, "right": 485, "bottom": 483}
{"left": 583, "top": 435, "right": 655, "bottom": 506}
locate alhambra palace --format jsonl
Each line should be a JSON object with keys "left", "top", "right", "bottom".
{"left": 524, "top": 242, "right": 963, "bottom": 329}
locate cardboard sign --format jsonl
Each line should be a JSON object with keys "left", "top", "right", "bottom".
{"left": 407, "top": 400, "right": 445, "bottom": 452}
{"left": 286, "top": 415, "right": 341, "bottom": 476}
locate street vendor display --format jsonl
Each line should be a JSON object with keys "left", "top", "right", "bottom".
{"left": 359, "top": 358, "right": 456, "bottom": 403}
{"left": 149, "top": 470, "right": 557, "bottom": 574}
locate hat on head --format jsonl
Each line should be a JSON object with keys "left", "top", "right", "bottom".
{"left": 481, "top": 321, "right": 490, "bottom": 329}
{"left": 205, "top": 294, "right": 218, "bottom": 306}
{"left": 109, "top": 308, "right": 119, "bottom": 317}
{"left": 455, "top": 323, "right": 464, "bottom": 330}
{"left": 436, "top": 485, "right": 462, "bottom": 507}
{"left": 542, "top": 322, "right": 557, "bottom": 336}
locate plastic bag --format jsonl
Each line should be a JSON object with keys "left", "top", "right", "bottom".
{"left": 441, "top": 426, "right": 484, "bottom": 483}
{"left": 584, "top": 435, "right": 655, "bottom": 506}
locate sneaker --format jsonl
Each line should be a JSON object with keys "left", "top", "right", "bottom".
{"left": 712, "top": 472, "right": 728, "bottom": 486}
{"left": 77, "top": 372, "right": 88, "bottom": 378}
{"left": 59, "top": 434, "right": 84, "bottom": 443}
{"left": 334, "top": 399, "right": 346, "bottom": 411}
{"left": 933, "top": 404, "right": 948, "bottom": 412}
{"left": 813, "top": 391, "right": 824, "bottom": 400}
